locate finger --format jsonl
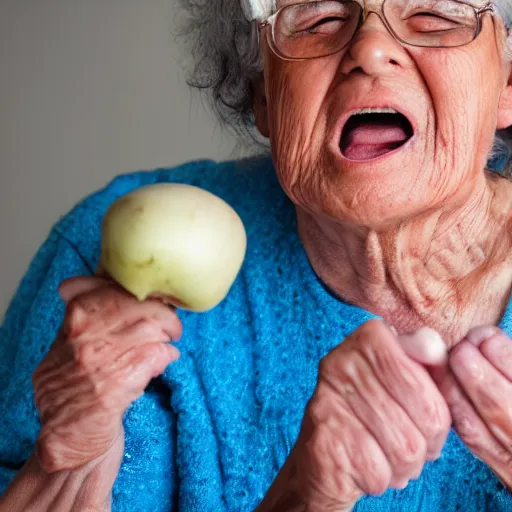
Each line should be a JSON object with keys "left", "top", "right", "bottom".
{"left": 304, "top": 387, "right": 393, "bottom": 498}
{"left": 84, "top": 319, "right": 178, "bottom": 371}
{"left": 350, "top": 321, "right": 451, "bottom": 460}
{"left": 59, "top": 276, "right": 112, "bottom": 303}
{"left": 107, "top": 299, "right": 182, "bottom": 342}
{"left": 463, "top": 325, "right": 500, "bottom": 348}
{"left": 64, "top": 287, "right": 182, "bottom": 342}
{"left": 324, "top": 350, "right": 427, "bottom": 485}
{"left": 112, "top": 318, "right": 174, "bottom": 345}
{"left": 39, "top": 319, "right": 175, "bottom": 401}
{"left": 343, "top": 421, "right": 393, "bottom": 497}
{"left": 467, "top": 329, "right": 512, "bottom": 381}
{"left": 42, "top": 343, "right": 179, "bottom": 437}
{"left": 36, "top": 374, "right": 91, "bottom": 424}
{"left": 40, "top": 342, "right": 179, "bottom": 434}
{"left": 34, "top": 358, "right": 93, "bottom": 423}
{"left": 108, "top": 343, "right": 180, "bottom": 404}
{"left": 397, "top": 328, "right": 447, "bottom": 366}
{"left": 142, "top": 300, "right": 183, "bottom": 342}
{"left": 433, "top": 366, "right": 512, "bottom": 488}
{"left": 450, "top": 341, "right": 512, "bottom": 446}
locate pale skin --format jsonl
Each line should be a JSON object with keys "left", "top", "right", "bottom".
{"left": 2, "top": 2, "right": 512, "bottom": 512}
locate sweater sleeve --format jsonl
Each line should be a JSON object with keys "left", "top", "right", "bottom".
{"left": 0, "top": 228, "right": 94, "bottom": 493}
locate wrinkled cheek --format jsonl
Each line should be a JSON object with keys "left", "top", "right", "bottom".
{"left": 265, "top": 63, "right": 324, "bottom": 206}
{"left": 417, "top": 43, "right": 502, "bottom": 196}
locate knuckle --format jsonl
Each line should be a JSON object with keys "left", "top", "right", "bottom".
{"left": 303, "top": 429, "right": 323, "bottom": 460}
{"left": 65, "top": 298, "right": 89, "bottom": 329}
{"left": 307, "top": 381, "right": 344, "bottom": 428}
{"left": 318, "top": 355, "right": 334, "bottom": 376}
{"left": 149, "top": 341, "right": 167, "bottom": 359}
{"left": 363, "top": 465, "right": 391, "bottom": 496}
{"left": 494, "top": 445, "right": 512, "bottom": 467}
{"left": 75, "top": 343, "right": 98, "bottom": 373}
{"left": 320, "top": 350, "right": 359, "bottom": 380}
{"left": 351, "top": 438, "right": 391, "bottom": 495}
{"left": 421, "top": 400, "right": 451, "bottom": 440}
{"left": 370, "top": 475, "right": 391, "bottom": 496}
{"left": 356, "top": 320, "right": 388, "bottom": 346}
{"left": 302, "top": 425, "right": 334, "bottom": 467}
{"left": 396, "top": 433, "right": 427, "bottom": 467}
{"left": 37, "top": 437, "right": 63, "bottom": 474}
{"left": 97, "top": 388, "right": 121, "bottom": 411}
{"left": 306, "top": 393, "right": 330, "bottom": 427}
{"left": 454, "top": 415, "right": 481, "bottom": 449}
{"left": 358, "top": 319, "right": 387, "bottom": 337}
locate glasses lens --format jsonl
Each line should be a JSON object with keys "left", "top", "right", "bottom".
{"left": 383, "top": 0, "right": 478, "bottom": 47}
{"left": 274, "top": 0, "right": 362, "bottom": 58}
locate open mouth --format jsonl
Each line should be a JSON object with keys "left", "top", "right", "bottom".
{"left": 340, "top": 108, "right": 414, "bottom": 161}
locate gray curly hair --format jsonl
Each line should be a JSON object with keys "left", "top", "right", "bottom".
{"left": 178, "top": 0, "right": 512, "bottom": 175}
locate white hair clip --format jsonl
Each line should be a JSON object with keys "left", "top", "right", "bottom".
{"left": 241, "top": 0, "right": 276, "bottom": 20}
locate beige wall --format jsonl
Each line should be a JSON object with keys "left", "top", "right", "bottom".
{"left": 0, "top": 0, "right": 245, "bottom": 317}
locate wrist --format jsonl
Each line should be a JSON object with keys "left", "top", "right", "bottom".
{"left": 31, "top": 453, "right": 114, "bottom": 511}
{"left": 254, "top": 455, "right": 305, "bottom": 512}
{"left": 255, "top": 450, "right": 354, "bottom": 512}
{"left": 1, "top": 435, "right": 122, "bottom": 512}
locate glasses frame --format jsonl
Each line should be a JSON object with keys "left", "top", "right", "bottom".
{"left": 258, "top": 0, "right": 495, "bottom": 60}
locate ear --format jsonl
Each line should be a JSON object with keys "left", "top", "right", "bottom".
{"left": 252, "top": 73, "right": 270, "bottom": 138}
{"left": 497, "top": 71, "right": 512, "bottom": 129}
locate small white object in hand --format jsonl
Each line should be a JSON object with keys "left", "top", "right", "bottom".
{"left": 399, "top": 327, "right": 448, "bottom": 366}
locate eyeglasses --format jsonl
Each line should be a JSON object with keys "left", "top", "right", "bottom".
{"left": 258, "top": 0, "right": 494, "bottom": 60}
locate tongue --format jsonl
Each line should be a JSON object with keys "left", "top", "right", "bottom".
{"left": 341, "top": 114, "right": 410, "bottom": 161}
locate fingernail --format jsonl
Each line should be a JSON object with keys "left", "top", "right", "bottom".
{"left": 464, "top": 326, "right": 499, "bottom": 348}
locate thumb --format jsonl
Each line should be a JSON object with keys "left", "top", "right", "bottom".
{"left": 397, "top": 327, "right": 448, "bottom": 366}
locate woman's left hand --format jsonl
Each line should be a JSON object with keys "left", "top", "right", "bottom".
{"left": 431, "top": 326, "right": 512, "bottom": 489}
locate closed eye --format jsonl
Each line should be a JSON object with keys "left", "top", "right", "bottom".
{"left": 304, "top": 16, "right": 349, "bottom": 34}
{"left": 405, "top": 12, "right": 468, "bottom": 32}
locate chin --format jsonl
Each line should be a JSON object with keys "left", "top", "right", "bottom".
{"left": 298, "top": 167, "right": 435, "bottom": 230}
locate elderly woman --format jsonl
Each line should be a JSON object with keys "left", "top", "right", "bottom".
{"left": 1, "top": 0, "right": 512, "bottom": 509}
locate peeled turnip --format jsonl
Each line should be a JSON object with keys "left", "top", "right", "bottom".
{"left": 99, "top": 183, "right": 247, "bottom": 311}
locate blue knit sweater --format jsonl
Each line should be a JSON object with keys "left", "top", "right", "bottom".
{"left": 0, "top": 157, "right": 511, "bottom": 511}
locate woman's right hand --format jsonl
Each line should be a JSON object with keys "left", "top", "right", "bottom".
{"left": 258, "top": 320, "right": 452, "bottom": 512}
{"left": 32, "top": 276, "right": 182, "bottom": 474}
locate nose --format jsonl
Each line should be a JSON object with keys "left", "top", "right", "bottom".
{"left": 340, "top": 13, "right": 408, "bottom": 77}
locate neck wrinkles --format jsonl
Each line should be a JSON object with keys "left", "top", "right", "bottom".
{"left": 298, "top": 172, "right": 512, "bottom": 346}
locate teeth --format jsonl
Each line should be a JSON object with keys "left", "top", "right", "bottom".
{"left": 352, "top": 107, "right": 399, "bottom": 115}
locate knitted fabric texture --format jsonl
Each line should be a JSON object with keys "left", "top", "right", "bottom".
{"left": 0, "top": 157, "right": 511, "bottom": 511}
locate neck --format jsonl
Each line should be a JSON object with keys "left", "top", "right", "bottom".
{"left": 299, "top": 173, "right": 512, "bottom": 347}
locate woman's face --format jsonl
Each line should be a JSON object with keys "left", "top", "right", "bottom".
{"left": 256, "top": 2, "right": 512, "bottom": 228}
